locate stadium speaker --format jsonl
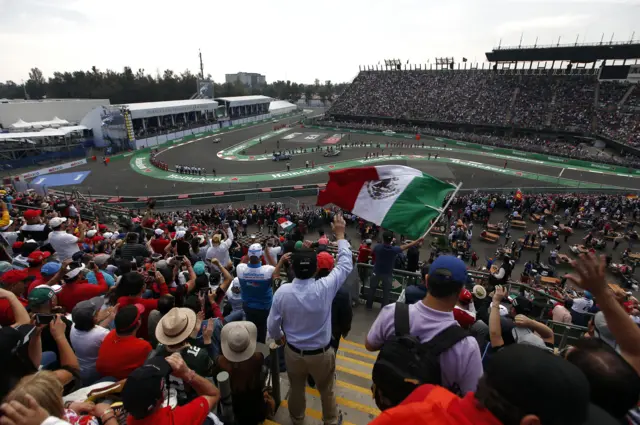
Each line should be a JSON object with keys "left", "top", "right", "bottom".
{"left": 396, "top": 64, "right": 401, "bottom": 70}
{"left": 493, "top": 64, "right": 498, "bottom": 71}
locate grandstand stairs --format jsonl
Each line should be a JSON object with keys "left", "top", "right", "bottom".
{"left": 620, "top": 84, "right": 636, "bottom": 107}
{"left": 506, "top": 87, "right": 519, "bottom": 123}
{"left": 546, "top": 93, "right": 556, "bottom": 128}
{"left": 270, "top": 313, "right": 380, "bottom": 425}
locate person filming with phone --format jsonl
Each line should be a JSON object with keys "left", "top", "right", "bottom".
{"left": 28, "top": 285, "right": 72, "bottom": 366}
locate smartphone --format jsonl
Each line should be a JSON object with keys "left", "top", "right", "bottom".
{"left": 35, "top": 313, "right": 56, "bottom": 325}
{"left": 176, "top": 255, "right": 185, "bottom": 261}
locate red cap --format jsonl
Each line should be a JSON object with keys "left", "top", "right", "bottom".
{"left": 316, "top": 252, "right": 335, "bottom": 271}
{"left": 23, "top": 210, "right": 41, "bottom": 219}
{"left": 27, "top": 251, "right": 51, "bottom": 263}
{"left": 1, "top": 269, "right": 29, "bottom": 285}
{"left": 98, "top": 224, "right": 108, "bottom": 231}
{"left": 12, "top": 241, "right": 23, "bottom": 250}
{"left": 459, "top": 288, "right": 473, "bottom": 303}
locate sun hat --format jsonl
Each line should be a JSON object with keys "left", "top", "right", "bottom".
{"left": 472, "top": 284, "right": 487, "bottom": 299}
{"left": 220, "top": 321, "right": 258, "bottom": 363}
{"left": 155, "top": 307, "right": 197, "bottom": 346}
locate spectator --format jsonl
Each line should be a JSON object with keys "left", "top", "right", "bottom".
{"left": 26, "top": 261, "right": 62, "bottom": 295}
{"left": 552, "top": 298, "right": 574, "bottom": 324}
{"left": 237, "top": 243, "right": 275, "bottom": 343}
{"left": 28, "top": 285, "right": 71, "bottom": 360}
{"left": 47, "top": 217, "right": 85, "bottom": 261}
{"left": 70, "top": 298, "right": 116, "bottom": 385}
{"left": 366, "top": 231, "right": 423, "bottom": 309}
{"left": 267, "top": 214, "right": 352, "bottom": 425}
{"left": 120, "top": 233, "right": 150, "bottom": 260}
{"left": 56, "top": 261, "right": 108, "bottom": 313}
{"left": 19, "top": 210, "right": 52, "bottom": 244}
{"left": 121, "top": 354, "right": 220, "bottom": 425}
{"left": 147, "top": 294, "right": 176, "bottom": 349}
{"left": 206, "top": 224, "right": 234, "bottom": 270}
{"left": 366, "top": 255, "right": 483, "bottom": 407}
{"left": 0, "top": 270, "right": 31, "bottom": 326}
{"left": 149, "top": 228, "right": 170, "bottom": 254}
{"left": 85, "top": 254, "right": 116, "bottom": 287}
{"left": 217, "top": 321, "right": 271, "bottom": 424}
{"left": 96, "top": 304, "right": 152, "bottom": 380}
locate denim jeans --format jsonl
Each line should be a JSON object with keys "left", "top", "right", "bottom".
{"left": 366, "top": 273, "right": 393, "bottom": 309}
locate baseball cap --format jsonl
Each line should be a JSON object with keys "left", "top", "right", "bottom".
{"left": 64, "top": 262, "right": 85, "bottom": 280}
{"left": 292, "top": 249, "right": 317, "bottom": 275}
{"left": 427, "top": 255, "right": 468, "bottom": 286}
{"left": 1, "top": 269, "right": 29, "bottom": 285}
{"left": 40, "top": 262, "right": 61, "bottom": 276}
{"left": 72, "top": 297, "right": 105, "bottom": 329}
{"left": 86, "top": 230, "right": 97, "bottom": 238}
{"left": 93, "top": 254, "right": 110, "bottom": 267}
{"left": 115, "top": 304, "right": 145, "bottom": 334}
{"left": 23, "top": 210, "right": 41, "bottom": 220}
{"left": 294, "top": 240, "right": 303, "bottom": 251}
{"left": 193, "top": 261, "right": 206, "bottom": 276}
{"left": 175, "top": 230, "right": 186, "bottom": 239}
{"left": 459, "top": 288, "right": 472, "bottom": 303}
{"left": 27, "top": 250, "right": 51, "bottom": 264}
{"left": 0, "top": 325, "right": 36, "bottom": 362}
{"left": 121, "top": 357, "right": 171, "bottom": 419}
{"left": 248, "top": 243, "right": 263, "bottom": 259}
{"left": 0, "top": 261, "right": 12, "bottom": 276}
{"left": 365, "top": 239, "right": 372, "bottom": 245}
{"left": 28, "top": 285, "right": 61, "bottom": 306}
{"left": 316, "top": 252, "right": 335, "bottom": 271}
{"left": 49, "top": 217, "right": 67, "bottom": 228}
{"left": 512, "top": 296, "right": 533, "bottom": 315}
{"left": 484, "top": 344, "right": 617, "bottom": 425}
{"left": 154, "top": 228, "right": 164, "bottom": 236}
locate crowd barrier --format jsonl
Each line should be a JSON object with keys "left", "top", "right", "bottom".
{"left": 306, "top": 125, "right": 640, "bottom": 175}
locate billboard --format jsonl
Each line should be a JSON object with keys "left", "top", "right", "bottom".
{"left": 197, "top": 80, "right": 214, "bottom": 99}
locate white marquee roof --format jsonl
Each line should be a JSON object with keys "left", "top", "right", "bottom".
{"left": 10, "top": 117, "right": 71, "bottom": 129}
{"left": 118, "top": 99, "right": 218, "bottom": 119}
{"left": 214, "top": 95, "right": 273, "bottom": 108}
{"left": 0, "top": 125, "right": 88, "bottom": 141}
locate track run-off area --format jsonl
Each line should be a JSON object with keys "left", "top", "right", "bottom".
{"left": 130, "top": 124, "right": 640, "bottom": 190}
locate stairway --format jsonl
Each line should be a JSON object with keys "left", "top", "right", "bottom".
{"left": 506, "top": 87, "right": 519, "bottom": 124}
{"left": 620, "top": 84, "right": 637, "bottom": 107}
{"left": 270, "top": 338, "right": 380, "bottom": 425}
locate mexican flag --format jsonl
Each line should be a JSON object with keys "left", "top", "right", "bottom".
{"left": 316, "top": 165, "right": 457, "bottom": 238}
{"left": 277, "top": 217, "right": 295, "bottom": 232}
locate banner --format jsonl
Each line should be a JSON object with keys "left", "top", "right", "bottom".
{"left": 197, "top": 79, "right": 214, "bottom": 99}
{"left": 20, "top": 159, "right": 88, "bottom": 180}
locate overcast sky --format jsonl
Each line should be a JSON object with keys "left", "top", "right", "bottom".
{"left": 1, "top": 0, "right": 638, "bottom": 85}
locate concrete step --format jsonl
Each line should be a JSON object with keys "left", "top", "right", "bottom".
{"left": 270, "top": 338, "right": 379, "bottom": 425}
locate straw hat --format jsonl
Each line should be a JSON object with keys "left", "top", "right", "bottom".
{"left": 220, "top": 321, "right": 258, "bottom": 363}
{"left": 155, "top": 307, "right": 197, "bottom": 346}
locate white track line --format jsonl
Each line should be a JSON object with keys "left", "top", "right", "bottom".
{"left": 559, "top": 168, "right": 565, "bottom": 177}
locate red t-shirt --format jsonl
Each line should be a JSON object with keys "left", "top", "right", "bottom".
{"left": 150, "top": 238, "right": 170, "bottom": 254}
{"left": 26, "top": 267, "right": 42, "bottom": 280}
{"left": 127, "top": 396, "right": 210, "bottom": 425}
{"left": 358, "top": 245, "right": 372, "bottom": 263}
{"left": 57, "top": 273, "right": 109, "bottom": 312}
{"left": 117, "top": 282, "right": 168, "bottom": 340}
{"left": 96, "top": 330, "right": 152, "bottom": 380}
{"left": 0, "top": 297, "right": 28, "bottom": 327}
{"left": 27, "top": 277, "right": 47, "bottom": 295}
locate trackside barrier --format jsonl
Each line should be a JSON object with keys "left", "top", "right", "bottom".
{"left": 306, "top": 126, "right": 640, "bottom": 175}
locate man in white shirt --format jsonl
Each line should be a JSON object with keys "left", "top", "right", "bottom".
{"left": 205, "top": 224, "right": 234, "bottom": 271}
{"left": 48, "top": 217, "right": 85, "bottom": 261}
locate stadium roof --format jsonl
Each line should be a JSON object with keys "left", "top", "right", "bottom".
{"left": 0, "top": 125, "right": 88, "bottom": 140}
{"left": 485, "top": 41, "right": 640, "bottom": 63}
{"left": 117, "top": 99, "right": 218, "bottom": 119}
{"left": 214, "top": 95, "right": 273, "bottom": 108}
{"left": 11, "top": 117, "right": 70, "bottom": 129}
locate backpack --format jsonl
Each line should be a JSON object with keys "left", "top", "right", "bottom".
{"left": 372, "top": 303, "right": 470, "bottom": 411}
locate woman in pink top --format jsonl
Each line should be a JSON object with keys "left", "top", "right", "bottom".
{"left": 552, "top": 299, "right": 573, "bottom": 324}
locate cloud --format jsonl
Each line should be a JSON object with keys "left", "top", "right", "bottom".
{"left": 494, "top": 14, "right": 593, "bottom": 35}
{"left": 0, "top": 0, "right": 87, "bottom": 34}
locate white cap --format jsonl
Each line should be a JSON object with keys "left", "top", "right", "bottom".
{"left": 248, "top": 243, "right": 263, "bottom": 258}
{"left": 175, "top": 230, "right": 186, "bottom": 239}
{"left": 65, "top": 263, "right": 85, "bottom": 279}
{"left": 177, "top": 220, "right": 183, "bottom": 225}
{"left": 489, "top": 302, "right": 509, "bottom": 316}
{"left": 49, "top": 217, "right": 67, "bottom": 228}
{"left": 154, "top": 228, "right": 164, "bottom": 235}
{"left": 0, "top": 220, "right": 13, "bottom": 231}
{"left": 86, "top": 230, "right": 97, "bottom": 237}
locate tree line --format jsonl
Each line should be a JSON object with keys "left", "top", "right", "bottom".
{"left": 0, "top": 67, "right": 349, "bottom": 105}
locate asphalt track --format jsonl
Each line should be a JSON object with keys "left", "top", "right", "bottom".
{"left": 46, "top": 116, "right": 640, "bottom": 197}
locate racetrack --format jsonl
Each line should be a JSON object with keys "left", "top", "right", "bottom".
{"left": 43, "top": 116, "right": 640, "bottom": 197}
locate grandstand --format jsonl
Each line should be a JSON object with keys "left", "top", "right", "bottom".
{"left": 328, "top": 40, "right": 640, "bottom": 167}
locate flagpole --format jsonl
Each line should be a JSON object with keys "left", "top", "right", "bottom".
{"left": 420, "top": 182, "right": 463, "bottom": 239}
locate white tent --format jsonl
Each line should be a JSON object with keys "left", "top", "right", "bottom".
{"left": 269, "top": 100, "right": 297, "bottom": 116}
{"left": 9, "top": 117, "right": 71, "bottom": 130}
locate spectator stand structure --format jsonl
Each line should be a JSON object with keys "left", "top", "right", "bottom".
{"left": 328, "top": 39, "right": 640, "bottom": 163}
{"left": 214, "top": 95, "right": 273, "bottom": 122}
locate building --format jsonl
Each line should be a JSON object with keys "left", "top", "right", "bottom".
{"left": 0, "top": 98, "right": 110, "bottom": 129}
{"left": 224, "top": 72, "right": 266, "bottom": 88}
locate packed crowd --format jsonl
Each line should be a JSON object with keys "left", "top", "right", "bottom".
{"left": 328, "top": 70, "right": 640, "bottom": 149}
{"left": 1, "top": 186, "right": 640, "bottom": 425}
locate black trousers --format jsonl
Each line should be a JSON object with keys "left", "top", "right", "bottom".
{"left": 244, "top": 306, "right": 270, "bottom": 343}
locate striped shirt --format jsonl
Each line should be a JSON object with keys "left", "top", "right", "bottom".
{"left": 19, "top": 223, "right": 52, "bottom": 243}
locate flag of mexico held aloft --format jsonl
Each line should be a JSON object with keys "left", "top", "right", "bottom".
{"left": 277, "top": 217, "right": 296, "bottom": 232}
{"left": 317, "top": 165, "right": 459, "bottom": 239}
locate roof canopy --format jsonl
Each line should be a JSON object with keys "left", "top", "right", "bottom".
{"left": 0, "top": 125, "right": 88, "bottom": 141}
{"left": 10, "top": 117, "right": 71, "bottom": 129}
{"left": 118, "top": 99, "right": 218, "bottom": 119}
{"left": 214, "top": 95, "right": 273, "bottom": 108}
{"left": 486, "top": 41, "right": 640, "bottom": 63}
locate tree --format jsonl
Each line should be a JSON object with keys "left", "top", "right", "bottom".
{"left": 304, "top": 85, "right": 314, "bottom": 105}
{"left": 25, "top": 67, "right": 47, "bottom": 99}
{"left": 325, "top": 80, "right": 334, "bottom": 103}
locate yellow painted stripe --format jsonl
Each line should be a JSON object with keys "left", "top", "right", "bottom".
{"left": 263, "top": 420, "right": 280, "bottom": 425}
{"left": 337, "top": 354, "right": 374, "bottom": 369}
{"left": 280, "top": 400, "right": 358, "bottom": 425}
{"left": 336, "top": 364, "right": 372, "bottom": 380}
{"left": 336, "top": 379, "right": 374, "bottom": 396}
{"left": 305, "top": 387, "right": 380, "bottom": 416}
{"left": 341, "top": 338, "right": 368, "bottom": 350}
{"left": 338, "top": 347, "right": 378, "bottom": 361}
